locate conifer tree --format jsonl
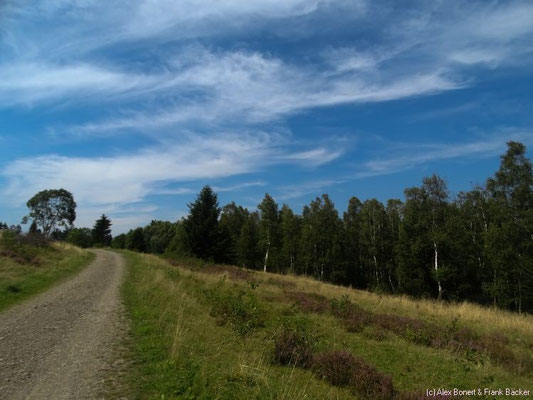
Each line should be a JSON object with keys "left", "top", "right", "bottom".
{"left": 92, "top": 214, "right": 112, "bottom": 246}
{"left": 183, "top": 186, "right": 221, "bottom": 261}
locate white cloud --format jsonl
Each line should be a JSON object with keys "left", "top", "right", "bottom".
{"left": 212, "top": 181, "right": 267, "bottom": 192}
{"left": 360, "top": 131, "right": 533, "bottom": 177}
{"left": 1, "top": 131, "right": 342, "bottom": 209}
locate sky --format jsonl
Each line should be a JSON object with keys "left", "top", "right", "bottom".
{"left": 0, "top": 0, "right": 532, "bottom": 234}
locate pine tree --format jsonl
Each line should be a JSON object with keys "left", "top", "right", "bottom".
{"left": 183, "top": 186, "right": 221, "bottom": 261}
{"left": 92, "top": 214, "right": 112, "bottom": 246}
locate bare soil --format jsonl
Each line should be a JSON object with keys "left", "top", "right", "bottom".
{"left": 0, "top": 249, "right": 129, "bottom": 400}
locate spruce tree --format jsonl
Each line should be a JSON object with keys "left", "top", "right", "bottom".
{"left": 92, "top": 214, "right": 112, "bottom": 246}
{"left": 183, "top": 186, "right": 221, "bottom": 261}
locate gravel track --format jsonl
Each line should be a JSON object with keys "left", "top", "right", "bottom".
{"left": 0, "top": 249, "right": 128, "bottom": 400}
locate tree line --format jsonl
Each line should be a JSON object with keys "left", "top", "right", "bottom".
{"left": 110, "top": 141, "right": 533, "bottom": 313}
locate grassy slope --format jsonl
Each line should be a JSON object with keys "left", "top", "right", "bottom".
{"left": 0, "top": 242, "right": 94, "bottom": 311}
{"left": 121, "top": 251, "right": 533, "bottom": 400}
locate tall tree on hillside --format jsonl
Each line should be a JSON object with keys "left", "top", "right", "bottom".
{"left": 183, "top": 186, "right": 221, "bottom": 261}
{"left": 456, "top": 187, "right": 492, "bottom": 304}
{"left": 165, "top": 221, "right": 190, "bottom": 257}
{"left": 66, "top": 228, "right": 94, "bottom": 248}
{"left": 126, "top": 227, "right": 145, "bottom": 252}
{"left": 280, "top": 204, "right": 301, "bottom": 273}
{"left": 486, "top": 141, "right": 533, "bottom": 313}
{"left": 219, "top": 202, "right": 249, "bottom": 264}
{"left": 359, "top": 199, "right": 390, "bottom": 292}
{"left": 92, "top": 214, "right": 112, "bottom": 246}
{"left": 143, "top": 220, "right": 176, "bottom": 254}
{"left": 237, "top": 212, "right": 261, "bottom": 269}
{"left": 300, "top": 194, "right": 343, "bottom": 281}
{"left": 22, "top": 189, "right": 76, "bottom": 237}
{"left": 385, "top": 199, "right": 404, "bottom": 292}
{"left": 424, "top": 175, "right": 450, "bottom": 300}
{"left": 258, "top": 194, "right": 280, "bottom": 272}
{"left": 398, "top": 175, "right": 452, "bottom": 299}
{"left": 343, "top": 196, "right": 364, "bottom": 287}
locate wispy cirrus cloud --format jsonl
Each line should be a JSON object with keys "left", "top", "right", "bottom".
{"left": 360, "top": 130, "right": 533, "bottom": 178}
{"left": 1, "top": 131, "right": 342, "bottom": 207}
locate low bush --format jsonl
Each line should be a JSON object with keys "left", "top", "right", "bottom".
{"left": 273, "top": 324, "right": 314, "bottom": 368}
{"left": 311, "top": 349, "right": 394, "bottom": 400}
{"left": 0, "top": 230, "right": 50, "bottom": 264}
{"left": 312, "top": 349, "right": 356, "bottom": 386}
{"left": 205, "top": 284, "right": 265, "bottom": 337}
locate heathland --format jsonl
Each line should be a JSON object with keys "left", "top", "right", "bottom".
{"left": 121, "top": 250, "right": 533, "bottom": 400}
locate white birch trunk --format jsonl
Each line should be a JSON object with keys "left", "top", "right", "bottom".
{"left": 434, "top": 241, "right": 442, "bottom": 299}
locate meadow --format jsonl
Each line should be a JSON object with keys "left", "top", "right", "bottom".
{"left": 121, "top": 250, "right": 533, "bottom": 399}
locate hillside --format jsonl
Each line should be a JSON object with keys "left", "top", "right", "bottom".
{"left": 121, "top": 251, "right": 533, "bottom": 399}
{"left": 0, "top": 231, "right": 94, "bottom": 311}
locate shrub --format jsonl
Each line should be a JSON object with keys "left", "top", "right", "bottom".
{"left": 350, "top": 357, "right": 394, "bottom": 400}
{"left": 312, "top": 349, "right": 357, "bottom": 386}
{"left": 205, "top": 285, "right": 265, "bottom": 337}
{"left": 273, "top": 325, "right": 314, "bottom": 368}
{"left": 0, "top": 230, "right": 49, "bottom": 264}
{"left": 312, "top": 349, "right": 394, "bottom": 400}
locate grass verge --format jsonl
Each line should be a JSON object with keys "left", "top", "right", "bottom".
{"left": 121, "top": 251, "right": 533, "bottom": 399}
{"left": 0, "top": 241, "right": 94, "bottom": 311}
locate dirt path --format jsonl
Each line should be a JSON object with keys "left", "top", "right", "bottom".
{"left": 0, "top": 249, "right": 128, "bottom": 400}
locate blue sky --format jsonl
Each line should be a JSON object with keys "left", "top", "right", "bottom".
{"left": 1, "top": 0, "right": 532, "bottom": 234}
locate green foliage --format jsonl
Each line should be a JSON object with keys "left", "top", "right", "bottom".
{"left": 258, "top": 193, "right": 281, "bottom": 272}
{"left": 23, "top": 189, "right": 76, "bottom": 237}
{"left": 142, "top": 220, "right": 176, "bottom": 254}
{"left": 65, "top": 227, "right": 93, "bottom": 248}
{"left": 92, "top": 214, "right": 112, "bottom": 246}
{"left": 126, "top": 227, "right": 145, "bottom": 252}
{"left": 0, "top": 229, "right": 49, "bottom": 263}
{"left": 183, "top": 185, "right": 222, "bottom": 261}
{"left": 113, "top": 141, "right": 533, "bottom": 313}
{"left": 300, "top": 194, "right": 344, "bottom": 281}
{"left": 111, "top": 233, "right": 127, "bottom": 249}
{"left": 205, "top": 283, "right": 265, "bottom": 336}
{"left": 236, "top": 212, "right": 260, "bottom": 269}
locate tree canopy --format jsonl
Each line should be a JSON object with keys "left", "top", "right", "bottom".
{"left": 23, "top": 189, "right": 76, "bottom": 237}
